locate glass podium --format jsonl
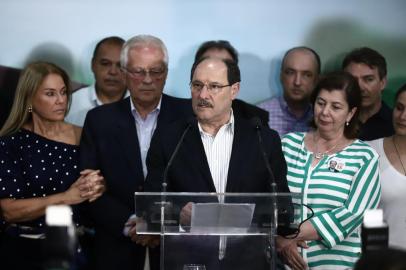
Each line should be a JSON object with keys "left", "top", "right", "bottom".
{"left": 134, "top": 192, "right": 302, "bottom": 270}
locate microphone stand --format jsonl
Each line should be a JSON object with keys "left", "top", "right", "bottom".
{"left": 252, "top": 118, "right": 278, "bottom": 270}
{"left": 159, "top": 120, "right": 193, "bottom": 270}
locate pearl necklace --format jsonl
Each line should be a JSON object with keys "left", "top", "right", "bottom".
{"left": 392, "top": 136, "right": 406, "bottom": 176}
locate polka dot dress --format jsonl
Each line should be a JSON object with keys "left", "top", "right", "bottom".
{"left": 0, "top": 129, "right": 80, "bottom": 230}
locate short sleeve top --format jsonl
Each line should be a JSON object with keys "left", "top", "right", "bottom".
{"left": 0, "top": 129, "right": 80, "bottom": 230}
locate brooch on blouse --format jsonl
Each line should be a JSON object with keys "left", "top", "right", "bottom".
{"left": 328, "top": 158, "right": 345, "bottom": 172}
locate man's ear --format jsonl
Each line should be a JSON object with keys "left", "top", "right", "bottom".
{"left": 91, "top": 58, "right": 96, "bottom": 74}
{"left": 231, "top": 82, "right": 240, "bottom": 100}
{"left": 379, "top": 76, "right": 388, "bottom": 93}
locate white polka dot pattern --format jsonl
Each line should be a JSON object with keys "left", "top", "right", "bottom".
{"left": 0, "top": 129, "right": 80, "bottom": 229}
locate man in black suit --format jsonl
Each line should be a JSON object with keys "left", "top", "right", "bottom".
{"left": 80, "top": 35, "right": 192, "bottom": 270}
{"left": 144, "top": 57, "right": 290, "bottom": 269}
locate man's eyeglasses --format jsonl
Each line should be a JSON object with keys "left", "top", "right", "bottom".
{"left": 122, "top": 67, "right": 166, "bottom": 80}
{"left": 190, "top": 81, "right": 231, "bottom": 94}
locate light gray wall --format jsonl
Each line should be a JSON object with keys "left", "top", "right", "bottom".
{"left": 1, "top": 0, "right": 405, "bottom": 104}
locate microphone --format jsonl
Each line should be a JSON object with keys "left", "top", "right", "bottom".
{"left": 162, "top": 117, "right": 195, "bottom": 192}
{"left": 250, "top": 117, "right": 277, "bottom": 193}
{"left": 361, "top": 209, "right": 389, "bottom": 252}
{"left": 251, "top": 118, "right": 298, "bottom": 234}
{"left": 43, "top": 205, "right": 76, "bottom": 270}
{"left": 251, "top": 117, "right": 279, "bottom": 268}
{"left": 154, "top": 117, "right": 195, "bottom": 234}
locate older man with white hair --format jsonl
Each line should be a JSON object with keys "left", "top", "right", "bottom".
{"left": 80, "top": 35, "right": 192, "bottom": 270}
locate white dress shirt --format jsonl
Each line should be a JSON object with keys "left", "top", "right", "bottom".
{"left": 198, "top": 112, "right": 234, "bottom": 194}
{"left": 66, "top": 84, "right": 129, "bottom": 126}
{"left": 129, "top": 97, "right": 162, "bottom": 270}
{"left": 198, "top": 111, "right": 234, "bottom": 260}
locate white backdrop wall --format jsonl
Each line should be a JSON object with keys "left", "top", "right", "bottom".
{"left": 1, "top": 0, "right": 406, "bottom": 104}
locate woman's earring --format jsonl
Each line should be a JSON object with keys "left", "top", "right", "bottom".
{"left": 346, "top": 121, "right": 349, "bottom": 126}
{"left": 28, "top": 105, "right": 32, "bottom": 113}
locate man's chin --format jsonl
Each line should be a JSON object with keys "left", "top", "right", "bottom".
{"left": 195, "top": 112, "right": 211, "bottom": 122}
{"left": 138, "top": 90, "right": 159, "bottom": 98}
{"left": 361, "top": 99, "right": 374, "bottom": 108}
{"left": 288, "top": 95, "right": 307, "bottom": 102}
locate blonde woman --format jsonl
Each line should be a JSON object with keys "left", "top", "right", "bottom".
{"left": 0, "top": 62, "right": 104, "bottom": 270}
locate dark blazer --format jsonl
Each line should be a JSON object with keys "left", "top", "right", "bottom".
{"left": 145, "top": 115, "right": 290, "bottom": 270}
{"left": 79, "top": 94, "right": 192, "bottom": 270}
{"left": 232, "top": 99, "right": 269, "bottom": 127}
{"left": 146, "top": 116, "right": 288, "bottom": 194}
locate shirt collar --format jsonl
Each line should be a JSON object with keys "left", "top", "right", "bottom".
{"left": 91, "top": 84, "right": 130, "bottom": 106}
{"left": 198, "top": 110, "right": 235, "bottom": 137}
{"left": 279, "top": 96, "right": 312, "bottom": 120}
{"left": 130, "top": 95, "right": 162, "bottom": 120}
{"left": 89, "top": 84, "right": 103, "bottom": 106}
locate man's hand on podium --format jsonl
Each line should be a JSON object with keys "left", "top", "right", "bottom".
{"left": 180, "top": 202, "right": 193, "bottom": 226}
{"left": 133, "top": 234, "right": 160, "bottom": 248}
{"left": 124, "top": 215, "right": 160, "bottom": 248}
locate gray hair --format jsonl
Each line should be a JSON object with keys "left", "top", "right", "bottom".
{"left": 120, "top": 35, "right": 169, "bottom": 68}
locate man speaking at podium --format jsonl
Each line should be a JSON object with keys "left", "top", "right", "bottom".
{"left": 144, "top": 57, "right": 291, "bottom": 269}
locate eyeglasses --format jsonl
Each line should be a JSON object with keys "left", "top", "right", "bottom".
{"left": 190, "top": 81, "right": 231, "bottom": 94}
{"left": 122, "top": 67, "right": 166, "bottom": 80}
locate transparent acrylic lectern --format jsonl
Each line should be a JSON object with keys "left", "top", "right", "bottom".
{"left": 134, "top": 192, "right": 302, "bottom": 270}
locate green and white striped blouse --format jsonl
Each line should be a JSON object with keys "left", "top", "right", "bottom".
{"left": 282, "top": 132, "right": 381, "bottom": 270}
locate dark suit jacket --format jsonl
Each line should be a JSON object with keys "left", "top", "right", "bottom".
{"left": 145, "top": 116, "right": 288, "bottom": 194}
{"left": 232, "top": 99, "right": 269, "bottom": 127}
{"left": 145, "top": 115, "right": 289, "bottom": 270}
{"left": 79, "top": 94, "right": 192, "bottom": 270}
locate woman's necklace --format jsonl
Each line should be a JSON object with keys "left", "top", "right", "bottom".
{"left": 392, "top": 136, "right": 406, "bottom": 176}
{"left": 313, "top": 133, "right": 341, "bottom": 160}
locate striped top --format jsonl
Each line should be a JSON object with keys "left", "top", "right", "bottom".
{"left": 282, "top": 132, "right": 381, "bottom": 270}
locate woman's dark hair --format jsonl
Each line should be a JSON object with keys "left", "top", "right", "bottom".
{"left": 309, "top": 71, "right": 362, "bottom": 139}
{"left": 395, "top": 83, "right": 406, "bottom": 102}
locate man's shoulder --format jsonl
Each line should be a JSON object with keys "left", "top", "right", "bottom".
{"left": 161, "top": 94, "right": 193, "bottom": 117}
{"left": 82, "top": 98, "right": 131, "bottom": 132}
{"left": 68, "top": 85, "right": 94, "bottom": 109}
{"left": 378, "top": 101, "right": 393, "bottom": 119}
{"left": 70, "top": 85, "right": 94, "bottom": 103}
{"left": 235, "top": 115, "right": 280, "bottom": 140}
{"left": 72, "top": 85, "right": 92, "bottom": 95}
{"left": 232, "top": 99, "right": 269, "bottom": 125}
{"left": 87, "top": 97, "right": 129, "bottom": 119}
{"left": 366, "top": 101, "right": 393, "bottom": 124}
{"left": 257, "top": 96, "right": 281, "bottom": 108}
{"left": 153, "top": 117, "right": 192, "bottom": 146}
{"left": 66, "top": 86, "right": 96, "bottom": 126}
{"left": 162, "top": 94, "right": 191, "bottom": 106}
